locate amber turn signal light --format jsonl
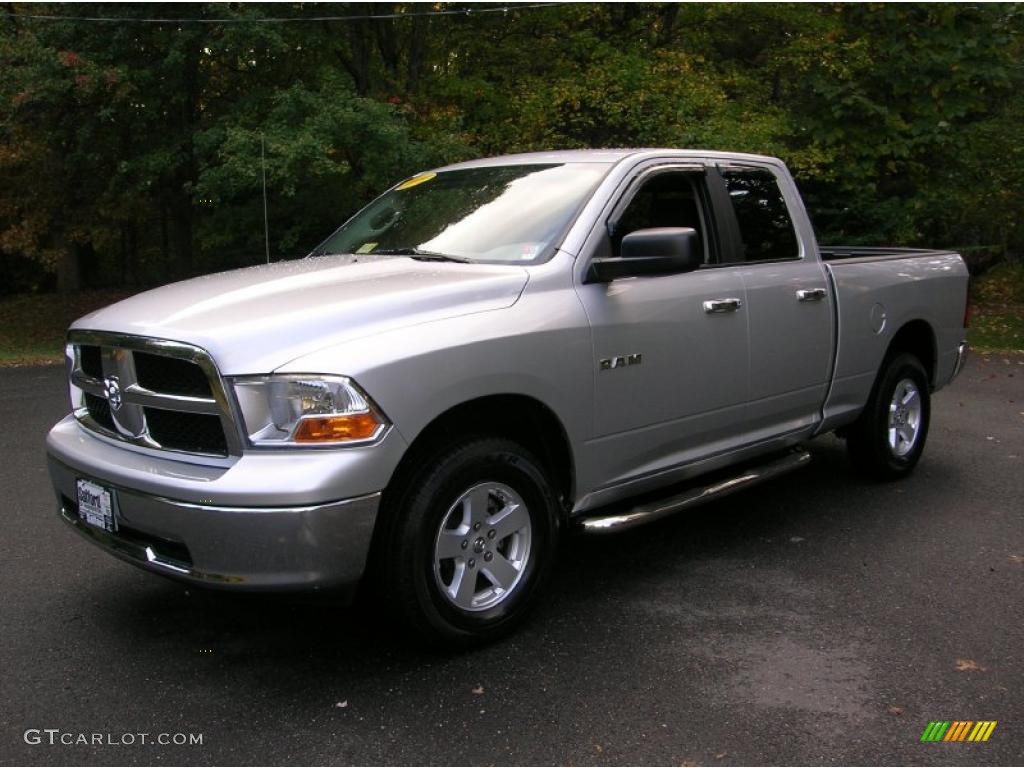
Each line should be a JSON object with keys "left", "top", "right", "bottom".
{"left": 292, "top": 412, "right": 381, "bottom": 442}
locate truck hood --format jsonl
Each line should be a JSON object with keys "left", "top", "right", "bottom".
{"left": 72, "top": 255, "right": 529, "bottom": 374}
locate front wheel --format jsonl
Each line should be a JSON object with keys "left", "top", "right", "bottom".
{"left": 846, "top": 352, "right": 931, "bottom": 481}
{"left": 380, "top": 438, "right": 560, "bottom": 647}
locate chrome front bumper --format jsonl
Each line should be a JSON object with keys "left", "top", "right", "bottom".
{"left": 46, "top": 416, "right": 393, "bottom": 594}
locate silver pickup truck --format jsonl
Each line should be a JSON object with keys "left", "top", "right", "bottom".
{"left": 46, "top": 149, "right": 969, "bottom": 644}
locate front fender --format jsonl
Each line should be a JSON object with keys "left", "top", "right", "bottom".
{"left": 274, "top": 285, "right": 594, "bottom": 466}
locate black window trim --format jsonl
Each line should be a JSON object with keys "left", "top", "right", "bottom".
{"left": 602, "top": 163, "right": 725, "bottom": 267}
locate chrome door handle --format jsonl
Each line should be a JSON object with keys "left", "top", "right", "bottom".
{"left": 796, "top": 288, "right": 828, "bottom": 302}
{"left": 703, "top": 297, "right": 743, "bottom": 314}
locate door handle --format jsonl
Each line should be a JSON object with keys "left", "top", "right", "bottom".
{"left": 703, "top": 297, "right": 743, "bottom": 314}
{"left": 796, "top": 288, "right": 828, "bottom": 302}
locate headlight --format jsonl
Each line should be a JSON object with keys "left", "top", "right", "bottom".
{"left": 231, "top": 375, "right": 389, "bottom": 447}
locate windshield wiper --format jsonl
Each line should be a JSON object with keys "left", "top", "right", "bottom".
{"left": 372, "top": 247, "right": 473, "bottom": 263}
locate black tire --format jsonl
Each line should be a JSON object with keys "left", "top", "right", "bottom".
{"left": 379, "top": 437, "right": 560, "bottom": 647}
{"left": 846, "top": 352, "right": 931, "bottom": 481}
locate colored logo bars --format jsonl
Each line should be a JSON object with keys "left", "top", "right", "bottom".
{"left": 921, "top": 721, "right": 997, "bottom": 742}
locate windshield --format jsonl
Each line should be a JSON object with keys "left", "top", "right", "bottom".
{"left": 314, "top": 163, "right": 609, "bottom": 263}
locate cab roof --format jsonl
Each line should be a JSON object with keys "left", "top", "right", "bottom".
{"left": 434, "top": 148, "right": 782, "bottom": 172}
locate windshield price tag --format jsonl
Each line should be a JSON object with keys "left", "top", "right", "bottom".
{"left": 395, "top": 172, "right": 436, "bottom": 191}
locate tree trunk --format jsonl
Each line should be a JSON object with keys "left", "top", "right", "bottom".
{"left": 406, "top": 15, "right": 427, "bottom": 90}
{"left": 169, "top": 40, "right": 201, "bottom": 279}
{"left": 119, "top": 224, "right": 128, "bottom": 286}
{"left": 169, "top": 196, "right": 195, "bottom": 278}
{"left": 375, "top": 16, "right": 400, "bottom": 89}
{"left": 160, "top": 201, "right": 170, "bottom": 283}
{"left": 347, "top": 19, "right": 373, "bottom": 95}
{"left": 128, "top": 226, "right": 138, "bottom": 287}
{"left": 55, "top": 237, "right": 81, "bottom": 293}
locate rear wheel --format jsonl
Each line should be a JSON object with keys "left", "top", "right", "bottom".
{"left": 846, "top": 353, "right": 931, "bottom": 480}
{"left": 380, "top": 437, "right": 560, "bottom": 647}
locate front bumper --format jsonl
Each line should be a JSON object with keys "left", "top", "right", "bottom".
{"left": 52, "top": 465, "right": 378, "bottom": 592}
{"left": 46, "top": 415, "right": 403, "bottom": 593}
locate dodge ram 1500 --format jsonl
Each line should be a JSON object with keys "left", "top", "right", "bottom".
{"left": 46, "top": 150, "right": 970, "bottom": 644}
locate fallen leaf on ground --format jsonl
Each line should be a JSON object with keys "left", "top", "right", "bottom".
{"left": 888, "top": 706, "right": 904, "bottom": 716}
{"left": 1009, "top": 554, "right": 1023, "bottom": 564}
{"left": 955, "top": 659, "right": 986, "bottom": 672}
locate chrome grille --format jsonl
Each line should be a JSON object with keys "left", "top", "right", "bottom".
{"left": 133, "top": 351, "right": 213, "bottom": 397}
{"left": 79, "top": 344, "right": 104, "bottom": 378}
{"left": 83, "top": 391, "right": 116, "bottom": 433}
{"left": 67, "top": 331, "right": 240, "bottom": 458}
{"left": 144, "top": 407, "right": 228, "bottom": 455}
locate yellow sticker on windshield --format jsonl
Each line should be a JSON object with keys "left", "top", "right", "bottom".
{"left": 356, "top": 242, "right": 377, "bottom": 253}
{"left": 396, "top": 172, "right": 436, "bottom": 191}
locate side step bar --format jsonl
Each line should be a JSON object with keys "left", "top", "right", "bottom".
{"left": 577, "top": 448, "right": 811, "bottom": 534}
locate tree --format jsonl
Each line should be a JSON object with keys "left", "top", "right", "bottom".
{"left": 1, "top": 2, "right": 1021, "bottom": 294}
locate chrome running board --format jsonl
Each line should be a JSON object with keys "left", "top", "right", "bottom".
{"left": 578, "top": 448, "right": 811, "bottom": 534}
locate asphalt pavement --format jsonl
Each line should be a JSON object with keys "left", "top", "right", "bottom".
{"left": 1, "top": 355, "right": 1022, "bottom": 766}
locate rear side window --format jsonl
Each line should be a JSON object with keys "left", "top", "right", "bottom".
{"left": 722, "top": 169, "right": 798, "bottom": 262}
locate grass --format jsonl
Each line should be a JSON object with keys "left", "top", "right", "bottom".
{"left": 1, "top": 264, "right": 1022, "bottom": 367}
{"left": 971, "top": 261, "right": 1024, "bottom": 305}
{"left": 969, "top": 262, "right": 1024, "bottom": 354}
{"left": 969, "top": 305, "right": 1024, "bottom": 353}
{"left": 0, "top": 291, "right": 132, "bottom": 366}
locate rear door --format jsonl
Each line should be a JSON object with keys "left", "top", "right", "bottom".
{"left": 715, "top": 165, "right": 834, "bottom": 438}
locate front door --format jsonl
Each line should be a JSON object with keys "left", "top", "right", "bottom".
{"left": 575, "top": 166, "right": 751, "bottom": 493}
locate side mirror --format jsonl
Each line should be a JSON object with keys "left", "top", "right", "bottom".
{"left": 585, "top": 227, "right": 701, "bottom": 283}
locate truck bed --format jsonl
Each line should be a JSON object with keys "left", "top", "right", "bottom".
{"left": 819, "top": 247, "right": 968, "bottom": 432}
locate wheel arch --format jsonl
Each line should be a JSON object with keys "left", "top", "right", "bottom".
{"left": 885, "top": 319, "right": 938, "bottom": 388}
{"left": 363, "top": 394, "right": 576, "bottom": 589}
{"left": 390, "top": 394, "right": 575, "bottom": 507}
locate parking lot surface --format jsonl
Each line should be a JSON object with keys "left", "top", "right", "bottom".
{"left": 1, "top": 356, "right": 1021, "bottom": 765}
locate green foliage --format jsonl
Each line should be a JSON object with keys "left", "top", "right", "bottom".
{"left": 968, "top": 262, "right": 1022, "bottom": 352}
{"left": 973, "top": 262, "right": 1024, "bottom": 305}
{"left": 194, "top": 75, "right": 437, "bottom": 263}
{"left": 969, "top": 308, "right": 1024, "bottom": 353}
{"left": 0, "top": 2, "right": 1022, "bottom": 293}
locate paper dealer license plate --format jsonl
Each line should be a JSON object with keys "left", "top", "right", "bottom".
{"left": 76, "top": 478, "right": 117, "bottom": 532}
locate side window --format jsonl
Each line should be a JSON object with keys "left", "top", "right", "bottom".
{"left": 721, "top": 169, "right": 798, "bottom": 262}
{"left": 609, "top": 171, "right": 709, "bottom": 263}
